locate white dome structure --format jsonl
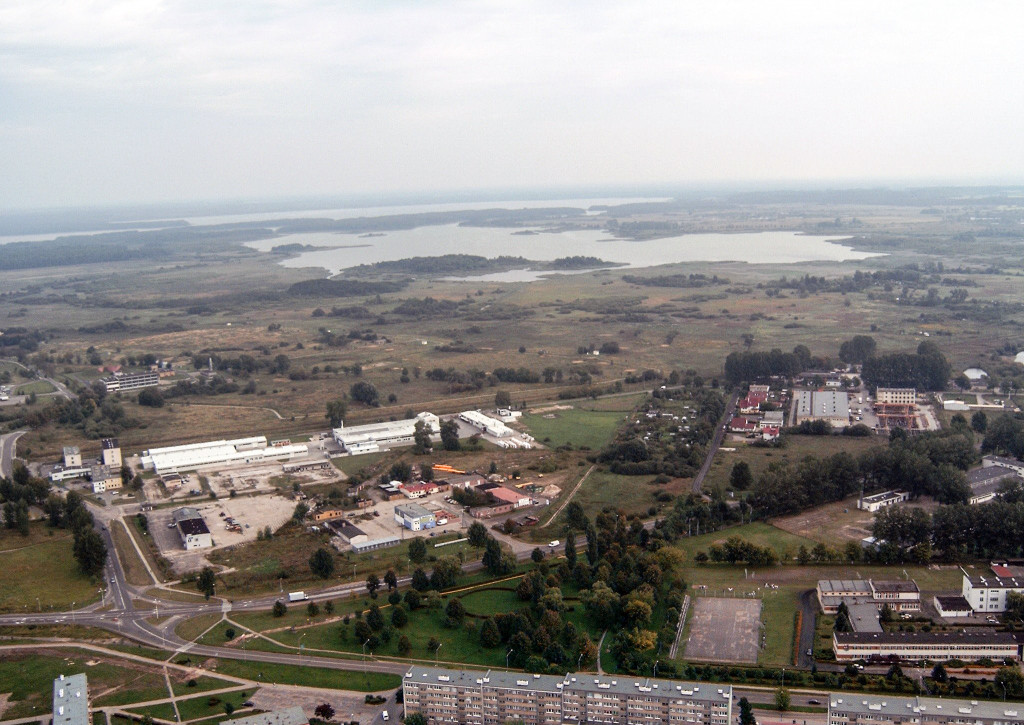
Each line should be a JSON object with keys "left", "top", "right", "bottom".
{"left": 1015, "top": 351, "right": 1024, "bottom": 365}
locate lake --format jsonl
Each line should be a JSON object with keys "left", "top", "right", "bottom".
{"left": 247, "top": 226, "right": 881, "bottom": 279}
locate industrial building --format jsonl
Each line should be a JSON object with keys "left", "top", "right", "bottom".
{"left": 352, "top": 535, "right": 400, "bottom": 553}
{"left": 101, "top": 438, "right": 122, "bottom": 467}
{"left": 967, "top": 465, "right": 1021, "bottom": 504}
{"left": 53, "top": 674, "right": 89, "bottom": 725}
{"left": 394, "top": 502, "right": 437, "bottom": 531}
{"left": 485, "top": 485, "right": 532, "bottom": 509}
{"left": 961, "top": 565, "right": 1024, "bottom": 613}
{"left": 102, "top": 370, "right": 160, "bottom": 393}
{"left": 140, "top": 436, "right": 308, "bottom": 474}
{"left": 794, "top": 390, "right": 850, "bottom": 427}
{"left": 832, "top": 630, "right": 1019, "bottom": 662}
{"left": 327, "top": 521, "right": 367, "bottom": 546}
{"left": 873, "top": 388, "right": 920, "bottom": 430}
{"left": 459, "top": 410, "right": 515, "bottom": 437}
{"left": 856, "top": 490, "right": 909, "bottom": 512}
{"left": 402, "top": 666, "right": 733, "bottom": 725}
{"left": 816, "top": 579, "right": 921, "bottom": 613}
{"left": 828, "top": 693, "right": 1024, "bottom": 725}
{"left": 933, "top": 595, "right": 973, "bottom": 618}
{"left": 172, "top": 507, "right": 213, "bottom": 549}
{"left": 332, "top": 412, "right": 439, "bottom": 454}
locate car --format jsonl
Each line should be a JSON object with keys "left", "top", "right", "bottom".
{"left": 243, "top": 701, "right": 254, "bottom": 707}
{"left": 382, "top": 711, "right": 389, "bottom": 721}
{"left": 806, "top": 648, "right": 812, "bottom": 656}
{"left": 548, "top": 540, "right": 560, "bottom": 548}
{"left": 808, "top": 699, "right": 821, "bottom": 705}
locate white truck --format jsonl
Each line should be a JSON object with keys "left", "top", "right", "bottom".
{"left": 288, "top": 591, "right": 308, "bottom": 602}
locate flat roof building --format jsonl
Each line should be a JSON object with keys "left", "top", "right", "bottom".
{"left": 100, "top": 438, "right": 122, "bottom": 467}
{"left": 402, "top": 666, "right": 733, "bottom": 725}
{"left": 833, "top": 630, "right": 1018, "bottom": 662}
{"left": 795, "top": 390, "right": 850, "bottom": 427}
{"left": 876, "top": 388, "right": 917, "bottom": 405}
{"left": 857, "top": 489, "right": 909, "bottom": 512}
{"left": 459, "top": 410, "right": 515, "bottom": 437}
{"left": 63, "top": 446, "right": 82, "bottom": 468}
{"left": 829, "top": 693, "right": 1024, "bottom": 725}
{"left": 53, "top": 674, "right": 89, "bottom": 725}
{"left": 962, "top": 567, "right": 1024, "bottom": 613}
{"left": 140, "top": 435, "right": 308, "bottom": 474}
{"left": 395, "top": 502, "right": 436, "bottom": 531}
{"left": 332, "top": 412, "right": 439, "bottom": 454}
{"left": 817, "top": 579, "right": 920, "bottom": 613}
{"left": 103, "top": 370, "right": 160, "bottom": 393}
{"left": 172, "top": 507, "right": 212, "bottom": 550}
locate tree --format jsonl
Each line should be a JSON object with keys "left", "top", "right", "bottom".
{"left": 293, "top": 502, "right": 309, "bottom": 521}
{"left": 407, "top": 421, "right": 431, "bottom": 456}
{"left": 730, "top": 461, "right": 753, "bottom": 491}
{"left": 479, "top": 617, "right": 501, "bottom": 648}
{"left": 404, "top": 589, "right": 422, "bottom": 609}
{"left": 774, "top": 688, "right": 790, "bottom": 712}
{"left": 996, "top": 666, "right": 1024, "bottom": 698}
{"left": 398, "top": 635, "right": 412, "bottom": 656}
{"left": 366, "top": 604, "right": 385, "bottom": 631}
{"left": 563, "top": 533, "right": 577, "bottom": 569}
{"left": 197, "top": 567, "right": 217, "bottom": 600}
{"left": 411, "top": 568, "right": 430, "bottom": 591}
{"left": 420, "top": 463, "right": 433, "bottom": 482}
{"left": 325, "top": 399, "right": 348, "bottom": 427}
{"left": 495, "top": 390, "right": 512, "bottom": 408}
{"left": 467, "top": 522, "right": 490, "bottom": 548}
{"left": 72, "top": 528, "right": 107, "bottom": 577}
{"left": 349, "top": 381, "right": 380, "bottom": 407}
{"left": 309, "top": 548, "right": 335, "bottom": 579}
{"left": 409, "top": 537, "right": 427, "bottom": 563}
{"left": 440, "top": 419, "right": 460, "bottom": 450}
{"left": 272, "top": 600, "right": 287, "bottom": 617}
{"left": 391, "top": 605, "right": 408, "bottom": 628}
{"left": 739, "top": 697, "right": 757, "bottom": 725}
{"left": 137, "top": 388, "right": 164, "bottom": 407}
{"left": 404, "top": 714, "right": 427, "bottom": 725}
{"left": 531, "top": 547, "right": 545, "bottom": 564}
{"left": 314, "top": 703, "right": 335, "bottom": 721}
{"left": 931, "top": 662, "right": 948, "bottom": 683}
{"left": 384, "top": 569, "right": 398, "bottom": 591}
{"left": 224, "top": 702, "right": 235, "bottom": 716}
{"left": 839, "top": 335, "right": 877, "bottom": 364}
{"left": 482, "top": 538, "right": 513, "bottom": 575}
{"left": 971, "top": 411, "right": 987, "bottom": 433}
{"left": 366, "top": 573, "right": 381, "bottom": 597}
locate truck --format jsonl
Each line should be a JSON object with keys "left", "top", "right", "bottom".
{"left": 288, "top": 591, "right": 308, "bottom": 602}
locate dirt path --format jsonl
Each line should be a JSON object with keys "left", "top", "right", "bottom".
{"left": 541, "top": 464, "right": 595, "bottom": 528}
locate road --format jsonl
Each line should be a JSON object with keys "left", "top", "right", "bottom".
{"left": 1, "top": 358, "right": 77, "bottom": 401}
{"left": 690, "top": 390, "right": 739, "bottom": 494}
{"left": 0, "top": 429, "right": 26, "bottom": 478}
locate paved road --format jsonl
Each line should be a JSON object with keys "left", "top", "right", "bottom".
{"left": 0, "top": 429, "right": 26, "bottom": 478}
{"left": 691, "top": 390, "right": 739, "bottom": 494}
{"left": 1, "top": 358, "right": 76, "bottom": 401}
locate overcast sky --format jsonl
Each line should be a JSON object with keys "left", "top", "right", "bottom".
{"left": 2, "top": 1, "right": 1023, "bottom": 210}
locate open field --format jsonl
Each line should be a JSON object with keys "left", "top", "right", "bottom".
{"left": 14, "top": 380, "right": 56, "bottom": 395}
{"left": 772, "top": 497, "right": 877, "bottom": 544}
{"left": 125, "top": 688, "right": 256, "bottom": 722}
{"left": 111, "top": 519, "right": 154, "bottom": 587}
{"left": 521, "top": 406, "right": 632, "bottom": 450}
{"left": 683, "top": 597, "right": 761, "bottom": 664}
{"left": 0, "top": 524, "right": 101, "bottom": 613}
{"left": 196, "top": 658, "right": 400, "bottom": 692}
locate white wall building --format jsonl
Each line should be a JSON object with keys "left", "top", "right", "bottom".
{"left": 794, "top": 390, "right": 850, "bottom": 427}
{"left": 140, "top": 436, "right": 307, "bottom": 474}
{"left": 857, "top": 490, "right": 909, "bottom": 512}
{"left": 459, "top": 410, "right": 514, "bottom": 437}
{"left": 961, "top": 567, "right": 1024, "bottom": 613}
{"left": 172, "top": 507, "right": 212, "bottom": 549}
{"left": 876, "top": 388, "right": 917, "bottom": 405}
{"left": 332, "top": 412, "right": 439, "bottom": 454}
{"left": 100, "top": 438, "right": 122, "bottom": 467}
{"left": 63, "top": 446, "right": 82, "bottom": 468}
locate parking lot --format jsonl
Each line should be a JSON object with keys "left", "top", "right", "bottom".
{"left": 683, "top": 597, "right": 762, "bottom": 664}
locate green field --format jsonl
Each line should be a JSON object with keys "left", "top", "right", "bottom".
{"left": 522, "top": 407, "right": 632, "bottom": 450}
{"left": 0, "top": 524, "right": 102, "bottom": 613}
{"left": 14, "top": 380, "right": 56, "bottom": 395}
{"left": 126, "top": 688, "right": 256, "bottom": 721}
{"left": 203, "top": 658, "right": 399, "bottom": 692}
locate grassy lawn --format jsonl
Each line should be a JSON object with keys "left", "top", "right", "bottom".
{"left": 170, "top": 676, "right": 241, "bottom": 697}
{"left": 111, "top": 519, "right": 154, "bottom": 587}
{"left": 521, "top": 407, "right": 631, "bottom": 450}
{"left": 331, "top": 451, "right": 391, "bottom": 476}
{"left": 572, "top": 469, "right": 661, "bottom": 519}
{"left": 0, "top": 523, "right": 101, "bottom": 613}
{"left": 126, "top": 688, "right": 256, "bottom": 721}
{"left": 147, "top": 586, "right": 211, "bottom": 603}
{"left": 175, "top": 613, "right": 223, "bottom": 641}
{"left": 203, "top": 659, "right": 399, "bottom": 692}
{"left": 15, "top": 380, "right": 56, "bottom": 395}
{"left": 672, "top": 522, "right": 819, "bottom": 564}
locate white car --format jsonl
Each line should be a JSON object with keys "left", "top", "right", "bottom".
{"left": 548, "top": 540, "right": 560, "bottom": 548}
{"left": 382, "top": 711, "right": 389, "bottom": 721}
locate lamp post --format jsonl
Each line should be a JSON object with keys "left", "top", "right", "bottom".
{"left": 653, "top": 660, "right": 659, "bottom": 679}
{"left": 577, "top": 652, "right": 584, "bottom": 672}
{"left": 506, "top": 649, "right": 514, "bottom": 668}
{"left": 435, "top": 642, "right": 443, "bottom": 665}
{"left": 362, "top": 638, "right": 371, "bottom": 670}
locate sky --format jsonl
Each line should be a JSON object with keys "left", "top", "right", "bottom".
{"left": 2, "top": 1, "right": 1024, "bottom": 210}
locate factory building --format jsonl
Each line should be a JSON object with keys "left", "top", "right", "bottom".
{"left": 828, "top": 693, "right": 1024, "bottom": 725}
{"left": 140, "top": 436, "right": 308, "bottom": 474}
{"left": 794, "top": 390, "right": 850, "bottom": 427}
{"left": 53, "top": 674, "right": 89, "bottom": 725}
{"left": 402, "top": 666, "right": 733, "bottom": 725}
{"left": 459, "top": 410, "right": 515, "bottom": 437}
{"left": 172, "top": 507, "right": 213, "bottom": 549}
{"left": 394, "top": 502, "right": 437, "bottom": 531}
{"left": 332, "top": 412, "right": 439, "bottom": 454}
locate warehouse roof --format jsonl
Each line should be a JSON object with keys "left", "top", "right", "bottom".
{"left": 178, "top": 518, "right": 210, "bottom": 536}
{"left": 52, "top": 674, "right": 89, "bottom": 725}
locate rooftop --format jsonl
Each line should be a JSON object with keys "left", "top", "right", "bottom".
{"left": 172, "top": 507, "right": 203, "bottom": 523}
{"left": 870, "top": 580, "right": 919, "bottom": 593}
{"left": 935, "top": 595, "right": 972, "bottom": 612}
{"left": 967, "top": 466, "right": 1020, "bottom": 485}
{"left": 63, "top": 446, "right": 80, "bottom": 456}
{"left": 818, "top": 579, "right": 870, "bottom": 594}
{"left": 394, "top": 502, "right": 434, "bottom": 518}
{"left": 101, "top": 438, "right": 119, "bottom": 449}
{"left": 829, "top": 694, "right": 1023, "bottom": 720}
{"left": 834, "top": 630, "right": 1018, "bottom": 646}
{"left": 860, "top": 490, "right": 907, "bottom": 504}
{"left": 53, "top": 674, "right": 89, "bottom": 725}
{"left": 178, "top": 518, "right": 211, "bottom": 536}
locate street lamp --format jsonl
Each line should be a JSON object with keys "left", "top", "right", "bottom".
{"left": 362, "top": 638, "right": 370, "bottom": 668}
{"left": 435, "top": 642, "right": 443, "bottom": 664}
{"left": 506, "top": 649, "right": 514, "bottom": 668}
{"left": 653, "top": 660, "right": 659, "bottom": 678}
{"left": 577, "top": 652, "right": 584, "bottom": 672}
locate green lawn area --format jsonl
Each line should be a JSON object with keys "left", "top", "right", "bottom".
{"left": 170, "top": 675, "right": 240, "bottom": 697}
{"left": 175, "top": 613, "right": 223, "bottom": 641}
{"left": 0, "top": 523, "right": 102, "bottom": 613}
{"left": 111, "top": 519, "right": 154, "bottom": 587}
{"left": 204, "top": 659, "right": 399, "bottom": 692}
{"left": 572, "top": 469, "right": 661, "bottom": 519}
{"left": 522, "top": 407, "right": 630, "bottom": 450}
{"left": 126, "top": 688, "right": 256, "bottom": 721}
{"left": 672, "top": 522, "right": 819, "bottom": 564}
{"left": 15, "top": 380, "right": 56, "bottom": 395}
{"left": 331, "top": 450, "right": 391, "bottom": 476}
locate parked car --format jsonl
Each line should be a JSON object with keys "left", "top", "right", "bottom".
{"left": 548, "top": 540, "right": 560, "bottom": 548}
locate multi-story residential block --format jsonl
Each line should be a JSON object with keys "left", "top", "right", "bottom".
{"left": 402, "top": 667, "right": 733, "bottom": 725}
{"left": 828, "top": 693, "right": 1023, "bottom": 725}
{"left": 961, "top": 565, "right": 1024, "bottom": 613}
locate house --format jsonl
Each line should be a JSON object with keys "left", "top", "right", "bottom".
{"left": 171, "top": 507, "right": 212, "bottom": 549}
{"left": 728, "top": 416, "right": 758, "bottom": 434}
{"left": 394, "top": 502, "right": 436, "bottom": 531}
{"left": 401, "top": 482, "right": 439, "bottom": 498}
{"left": 63, "top": 446, "right": 82, "bottom": 468}
{"left": 738, "top": 387, "right": 769, "bottom": 414}
{"left": 469, "top": 503, "right": 515, "bottom": 518}
{"left": 759, "top": 410, "right": 784, "bottom": 428}
{"left": 857, "top": 490, "right": 909, "bottom": 512}
{"left": 313, "top": 509, "right": 346, "bottom": 523}
{"left": 90, "top": 465, "right": 121, "bottom": 494}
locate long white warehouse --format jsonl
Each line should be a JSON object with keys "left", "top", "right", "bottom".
{"left": 140, "top": 436, "right": 308, "bottom": 474}
{"left": 332, "top": 412, "right": 439, "bottom": 454}
{"left": 459, "top": 410, "right": 514, "bottom": 437}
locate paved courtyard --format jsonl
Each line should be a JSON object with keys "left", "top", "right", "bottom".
{"left": 683, "top": 596, "right": 762, "bottom": 664}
